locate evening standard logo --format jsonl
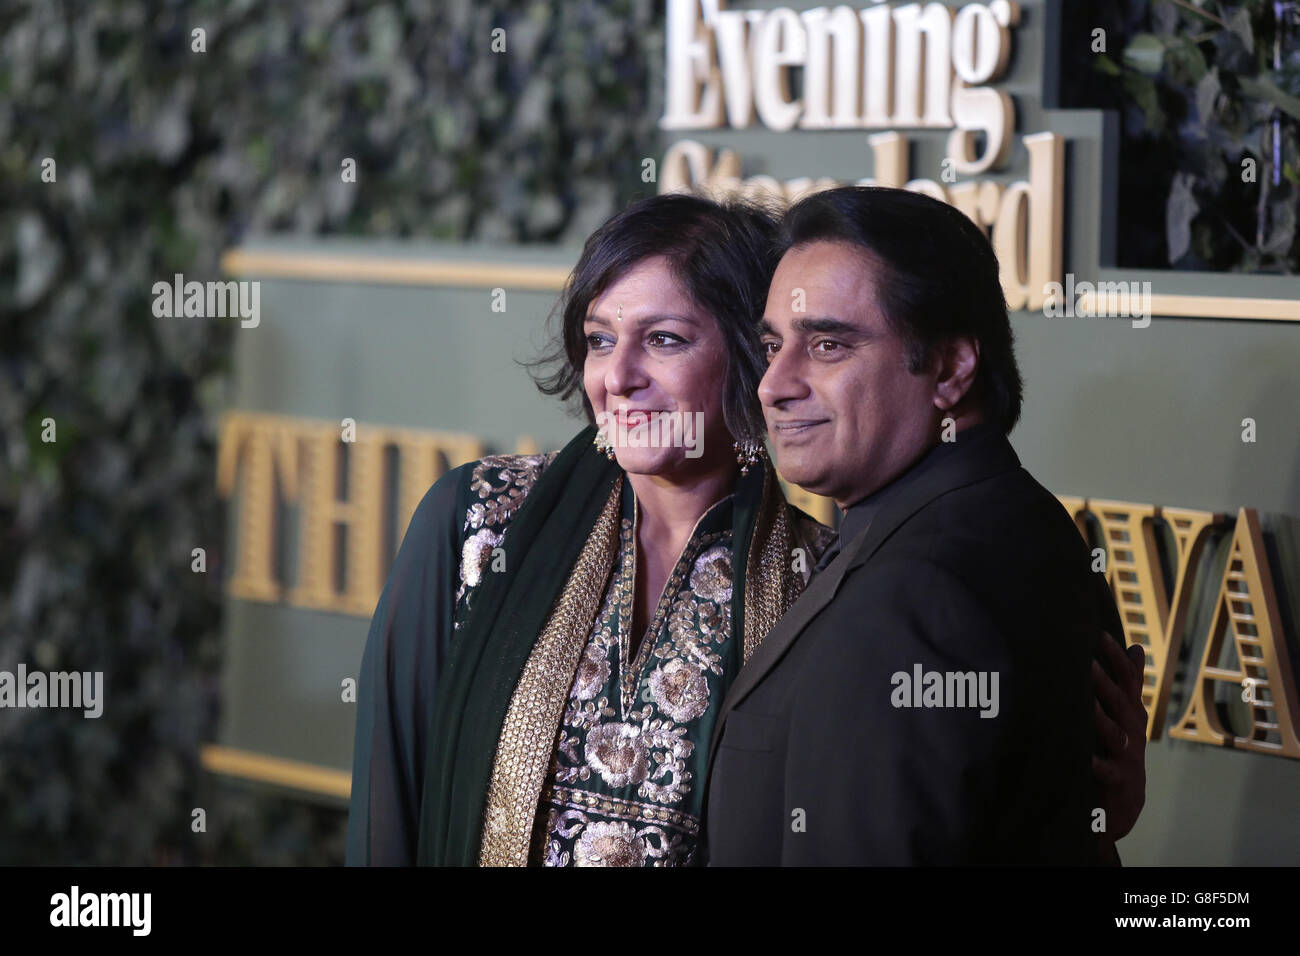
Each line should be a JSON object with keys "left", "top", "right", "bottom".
{"left": 151, "top": 273, "right": 260, "bottom": 327}
{"left": 0, "top": 664, "right": 102, "bottom": 718}
{"left": 50, "top": 886, "right": 151, "bottom": 936}
{"left": 890, "top": 663, "right": 999, "bottom": 718}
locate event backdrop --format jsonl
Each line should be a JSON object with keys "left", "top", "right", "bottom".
{"left": 4, "top": 0, "right": 1297, "bottom": 865}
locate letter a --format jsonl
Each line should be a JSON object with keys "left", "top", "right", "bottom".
{"left": 1169, "top": 509, "right": 1300, "bottom": 757}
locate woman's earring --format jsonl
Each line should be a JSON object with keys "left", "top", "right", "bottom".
{"left": 594, "top": 428, "right": 616, "bottom": 461}
{"left": 733, "top": 437, "right": 765, "bottom": 475}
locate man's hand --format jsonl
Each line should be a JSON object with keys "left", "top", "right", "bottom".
{"left": 1091, "top": 635, "right": 1148, "bottom": 843}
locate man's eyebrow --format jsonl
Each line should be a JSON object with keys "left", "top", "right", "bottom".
{"left": 792, "top": 316, "right": 870, "bottom": 337}
{"left": 760, "top": 316, "right": 872, "bottom": 338}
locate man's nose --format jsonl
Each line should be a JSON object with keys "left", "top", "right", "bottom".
{"left": 758, "top": 341, "right": 808, "bottom": 408}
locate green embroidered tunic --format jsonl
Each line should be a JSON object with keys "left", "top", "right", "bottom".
{"left": 347, "top": 451, "right": 831, "bottom": 867}
{"left": 456, "top": 455, "right": 745, "bottom": 866}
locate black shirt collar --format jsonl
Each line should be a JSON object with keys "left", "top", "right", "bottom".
{"left": 837, "top": 423, "right": 999, "bottom": 543}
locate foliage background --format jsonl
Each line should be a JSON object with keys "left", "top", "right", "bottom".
{"left": 0, "top": 0, "right": 659, "bottom": 866}
{"left": 0, "top": 0, "right": 1293, "bottom": 865}
{"left": 1076, "top": 0, "right": 1299, "bottom": 271}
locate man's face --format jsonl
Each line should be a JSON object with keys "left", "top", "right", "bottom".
{"left": 759, "top": 241, "right": 943, "bottom": 509}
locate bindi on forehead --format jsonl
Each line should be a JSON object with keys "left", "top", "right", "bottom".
{"left": 585, "top": 310, "right": 704, "bottom": 329}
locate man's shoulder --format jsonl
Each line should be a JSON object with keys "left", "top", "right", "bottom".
{"left": 905, "top": 460, "right": 1088, "bottom": 566}
{"left": 831, "top": 460, "right": 1099, "bottom": 634}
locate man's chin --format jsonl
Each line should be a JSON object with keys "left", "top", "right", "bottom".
{"left": 771, "top": 457, "right": 829, "bottom": 497}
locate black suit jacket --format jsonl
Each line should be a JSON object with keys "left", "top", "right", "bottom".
{"left": 704, "top": 427, "right": 1125, "bottom": 865}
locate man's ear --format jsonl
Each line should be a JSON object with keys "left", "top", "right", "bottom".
{"left": 933, "top": 335, "right": 980, "bottom": 411}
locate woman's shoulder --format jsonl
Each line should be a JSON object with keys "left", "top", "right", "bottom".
{"left": 449, "top": 451, "right": 560, "bottom": 609}
{"left": 406, "top": 450, "right": 561, "bottom": 547}
{"left": 461, "top": 451, "right": 561, "bottom": 534}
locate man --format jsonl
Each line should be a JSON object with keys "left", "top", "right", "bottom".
{"left": 705, "top": 186, "right": 1141, "bottom": 865}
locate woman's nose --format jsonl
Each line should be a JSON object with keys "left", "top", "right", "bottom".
{"left": 605, "top": 340, "right": 649, "bottom": 398}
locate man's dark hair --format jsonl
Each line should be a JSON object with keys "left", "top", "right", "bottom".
{"left": 778, "top": 186, "right": 1023, "bottom": 433}
{"left": 531, "top": 193, "right": 779, "bottom": 443}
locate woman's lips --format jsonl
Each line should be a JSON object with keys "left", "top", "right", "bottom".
{"left": 613, "top": 408, "right": 663, "bottom": 422}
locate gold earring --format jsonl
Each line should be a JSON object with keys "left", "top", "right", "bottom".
{"left": 594, "top": 428, "right": 616, "bottom": 460}
{"left": 733, "top": 438, "right": 765, "bottom": 475}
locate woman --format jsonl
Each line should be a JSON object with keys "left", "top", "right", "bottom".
{"left": 346, "top": 193, "right": 1144, "bottom": 867}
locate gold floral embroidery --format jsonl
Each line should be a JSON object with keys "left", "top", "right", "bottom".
{"left": 574, "top": 821, "right": 647, "bottom": 867}
{"left": 689, "top": 544, "right": 733, "bottom": 604}
{"left": 464, "top": 452, "right": 558, "bottom": 532}
{"left": 455, "top": 452, "right": 557, "bottom": 607}
{"left": 648, "top": 657, "right": 710, "bottom": 723}
{"left": 459, "top": 528, "right": 503, "bottom": 589}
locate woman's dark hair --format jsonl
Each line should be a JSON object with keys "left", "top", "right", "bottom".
{"left": 779, "top": 186, "right": 1024, "bottom": 433}
{"left": 530, "top": 193, "right": 780, "bottom": 442}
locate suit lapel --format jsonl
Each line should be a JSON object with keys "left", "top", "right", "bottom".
{"left": 707, "top": 428, "right": 1023, "bottom": 764}
{"left": 845, "top": 428, "right": 1021, "bottom": 572}
{"left": 707, "top": 523, "right": 869, "bottom": 761}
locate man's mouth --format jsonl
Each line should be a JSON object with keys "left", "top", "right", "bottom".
{"left": 770, "top": 419, "right": 828, "bottom": 435}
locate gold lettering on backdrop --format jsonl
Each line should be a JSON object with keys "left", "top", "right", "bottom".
{"left": 216, "top": 412, "right": 486, "bottom": 616}
{"left": 993, "top": 131, "right": 1063, "bottom": 312}
{"left": 663, "top": 0, "right": 1019, "bottom": 141}
{"left": 662, "top": 129, "right": 1064, "bottom": 311}
{"left": 216, "top": 414, "right": 301, "bottom": 603}
{"left": 220, "top": 413, "right": 1297, "bottom": 758}
{"left": 383, "top": 427, "right": 486, "bottom": 552}
{"left": 1170, "top": 509, "right": 1300, "bottom": 758}
{"left": 1091, "top": 501, "right": 1167, "bottom": 730}
{"left": 287, "top": 422, "right": 388, "bottom": 616}
{"left": 1055, "top": 498, "right": 1299, "bottom": 751}
{"left": 1152, "top": 507, "right": 1225, "bottom": 737}
{"left": 658, "top": 0, "right": 1066, "bottom": 311}
{"left": 1088, "top": 501, "right": 1225, "bottom": 739}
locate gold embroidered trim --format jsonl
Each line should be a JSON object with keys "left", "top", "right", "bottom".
{"left": 478, "top": 476, "right": 624, "bottom": 867}
{"left": 541, "top": 785, "right": 701, "bottom": 834}
{"left": 743, "top": 463, "right": 803, "bottom": 664}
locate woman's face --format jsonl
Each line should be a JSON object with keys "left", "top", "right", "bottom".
{"left": 582, "top": 256, "right": 737, "bottom": 481}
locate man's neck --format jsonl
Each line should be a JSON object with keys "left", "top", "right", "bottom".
{"left": 836, "top": 411, "right": 989, "bottom": 513}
